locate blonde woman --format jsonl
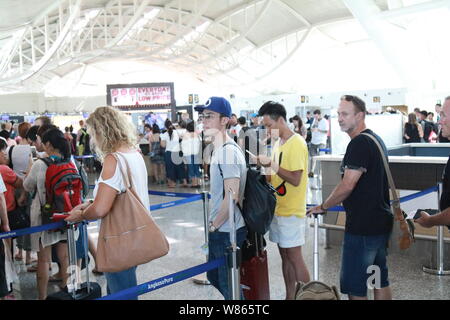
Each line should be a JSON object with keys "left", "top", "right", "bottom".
{"left": 65, "top": 106, "right": 150, "bottom": 300}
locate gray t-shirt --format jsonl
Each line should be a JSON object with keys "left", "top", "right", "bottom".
{"left": 209, "top": 141, "right": 247, "bottom": 233}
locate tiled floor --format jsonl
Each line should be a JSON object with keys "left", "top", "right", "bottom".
{"left": 8, "top": 176, "right": 450, "bottom": 300}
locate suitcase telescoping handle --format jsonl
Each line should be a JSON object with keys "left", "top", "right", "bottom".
{"left": 66, "top": 221, "right": 81, "bottom": 297}
{"left": 312, "top": 213, "right": 325, "bottom": 282}
{"left": 65, "top": 220, "right": 91, "bottom": 297}
{"left": 82, "top": 221, "right": 91, "bottom": 293}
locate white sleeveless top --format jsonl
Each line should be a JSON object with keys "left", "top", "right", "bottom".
{"left": 93, "top": 151, "right": 150, "bottom": 211}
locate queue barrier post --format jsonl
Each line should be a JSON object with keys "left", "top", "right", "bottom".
{"left": 227, "top": 188, "right": 241, "bottom": 300}
{"left": 423, "top": 183, "right": 450, "bottom": 276}
{"left": 192, "top": 191, "right": 211, "bottom": 285}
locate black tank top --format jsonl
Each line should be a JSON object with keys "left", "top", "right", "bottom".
{"left": 404, "top": 123, "right": 420, "bottom": 143}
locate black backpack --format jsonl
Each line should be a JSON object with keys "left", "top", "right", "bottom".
{"left": 218, "top": 143, "right": 276, "bottom": 235}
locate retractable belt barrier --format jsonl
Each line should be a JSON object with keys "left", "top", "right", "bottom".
{"left": 0, "top": 191, "right": 204, "bottom": 240}
{"left": 97, "top": 258, "right": 225, "bottom": 300}
{"left": 307, "top": 185, "right": 439, "bottom": 212}
{"left": 1, "top": 185, "right": 439, "bottom": 299}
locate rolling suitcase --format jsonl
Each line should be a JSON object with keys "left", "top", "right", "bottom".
{"left": 295, "top": 213, "right": 340, "bottom": 300}
{"left": 47, "top": 220, "right": 102, "bottom": 300}
{"left": 240, "top": 232, "right": 270, "bottom": 300}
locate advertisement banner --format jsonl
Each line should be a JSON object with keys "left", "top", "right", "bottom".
{"left": 110, "top": 86, "right": 171, "bottom": 106}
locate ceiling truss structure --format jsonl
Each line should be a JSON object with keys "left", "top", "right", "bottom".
{"left": 0, "top": 0, "right": 447, "bottom": 92}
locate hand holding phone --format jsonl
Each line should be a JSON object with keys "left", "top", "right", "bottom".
{"left": 413, "top": 209, "right": 439, "bottom": 220}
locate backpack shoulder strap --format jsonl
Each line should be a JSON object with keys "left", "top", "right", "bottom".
{"left": 39, "top": 157, "right": 52, "bottom": 167}
{"left": 8, "top": 146, "right": 14, "bottom": 169}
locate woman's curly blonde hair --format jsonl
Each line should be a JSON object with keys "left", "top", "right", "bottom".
{"left": 86, "top": 106, "right": 137, "bottom": 161}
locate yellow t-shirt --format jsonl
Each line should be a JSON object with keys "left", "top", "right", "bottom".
{"left": 270, "top": 134, "right": 309, "bottom": 218}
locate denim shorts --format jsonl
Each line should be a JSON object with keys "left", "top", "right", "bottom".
{"left": 340, "top": 232, "right": 390, "bottom": 297}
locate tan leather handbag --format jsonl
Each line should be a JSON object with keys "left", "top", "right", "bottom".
{"left": 96, "top": 153, "right": 169, "bottom": 273}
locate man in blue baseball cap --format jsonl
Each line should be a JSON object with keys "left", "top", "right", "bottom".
{"left": 197, "top": 97, "right": 248, "bottom": 300}
{"left": 194, "top": 97, "right": 232, "bottom": 118}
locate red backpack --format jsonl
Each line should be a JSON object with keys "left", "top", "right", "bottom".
{"left": 41, "top": 158, "right": 83, "bottom": 224}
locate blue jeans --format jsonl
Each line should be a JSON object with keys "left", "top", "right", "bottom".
{"left": 105, "top": 266, "right": 138, "bottom": 300}
{"left": 185, "top": 155, "right": 201, "bottom": 178}
{"left": 340, "top": 232, "right": 390, "bottom": 297}
{"left": 207, "top": 227, "right": 247, "bottom": 300}
{"left": 164, "top": 151, "right": 186, "bottom": 182}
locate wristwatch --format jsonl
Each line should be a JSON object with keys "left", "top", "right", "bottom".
{"left": 208, "top": 222, "right": 217, "bottom": 233}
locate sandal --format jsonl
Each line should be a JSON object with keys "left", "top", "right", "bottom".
{"left": 49, "top": 275, "right": 62, "bottom": 282}
{"left": 25, "top": 259, "right": 38, "bottom": 266}
{"left": 27, "top": 265, "right": 38, "bottom": 272}
{"left": 27, "top": 264, "right": 52, "bottom": 272}
{"left": 92, "top": 268, "right": 103, "bottom": 275}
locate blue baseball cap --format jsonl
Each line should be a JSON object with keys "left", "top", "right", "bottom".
{"left": 194, "top": 97, "right": 232, "bottom": 118}
{"left": 249, "top": 113, "right": 259, "bottom": 118}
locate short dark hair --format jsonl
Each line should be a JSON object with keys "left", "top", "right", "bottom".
{"left": 428, "top": 112, "right": 434, "bottom": 117}
{"left": 0, "top": 137, "right": 7, "bottom": 151}
{"left": 313, "top": 109, "right": 321, "bottom": 115}
{"left": 414, "top": 108, "right": 421, "bottom": 112}
{"left": 26, "top": 125, "right": 39, "bottom": 142}
{"left": 258, "top": 101, "right": 287, "bottom": 121}
{"left": 436, "top": 103, "right": 442, "bottom": 107}
{"left": 152, "top": 124, "right": 160, "bottom": 134}
{"left": 42, "top": 128, "right": 71, "bottom": 160}
{"left": 420, "top": 110, "right": 428, "bottom": 117}
{"left": 238, "top": 116, "right": 246, "bottom": 125}
{"left": 341, "top": 95, "right": 367, "bottom": 114}
{"left": 37, "top": 124, "right": 57, "bottom": 138}
{"left": 35, "top": 116, "right": 52, "bottom": 126}
{"left": 186, "top": 121, "right": 195, "bottom": 133}
{"left": 0, "top": 130, "right": 10, "bottom": 140}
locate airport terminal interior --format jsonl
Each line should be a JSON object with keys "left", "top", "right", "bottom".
{"left": 1, "top": 0, "right": 450, "bottom": 301}
{"left": 10, "top": 178, "right": 450, "bottom": 300}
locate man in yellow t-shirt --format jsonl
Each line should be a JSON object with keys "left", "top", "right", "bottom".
{"left": 254, "top": 101, "right": 310, "bottom": 300}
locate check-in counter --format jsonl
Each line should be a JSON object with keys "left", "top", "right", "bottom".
{"left": 316, "top": 144, "right": 450, "bottom": 268}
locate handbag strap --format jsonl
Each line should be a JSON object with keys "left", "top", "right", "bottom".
{"left": 111, "top": 152, "right": 147, "bottom": 208}
{"left": 111, "top": 153, "right": 132, "bottom": 189}
{"left": 361, "top": 133, "right": 402, "bottom": 217}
